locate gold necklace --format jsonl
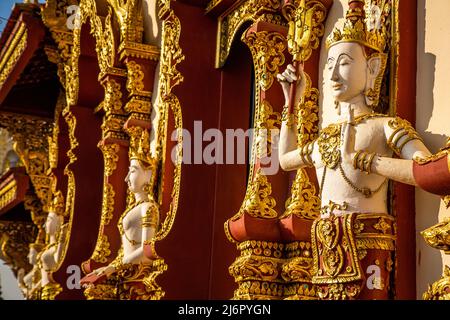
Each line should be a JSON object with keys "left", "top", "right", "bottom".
{"left": 118, "top": 200, "right": 146, "bottom": 245}
{"left": 317, "top": 113, "right": 387, "bottom": 169}
{"left": 318, "top": 113, "right": 388, "bottom": 198}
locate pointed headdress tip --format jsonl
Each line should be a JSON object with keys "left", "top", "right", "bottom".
{"left": 129, "top": 128, "right": 158, "bottom": 171}
{"left": 326, "top": 0, "right": 390, "bottom": 54}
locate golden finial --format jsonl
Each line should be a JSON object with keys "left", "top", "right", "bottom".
{"left": 326, "top": 0, "right": 390, "bottom": 53}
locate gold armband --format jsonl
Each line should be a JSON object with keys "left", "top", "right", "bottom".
{"left": 281, "top": 105, "right": 297, "bottom": 128}
{"left": 141, "top": 205, "right": 159, "bottom": 228}
{"left": 387, "top": 117, "right": 424, "bottom": 156}
{"left": 299, "top": 140, "right": 315, "bottom": 167}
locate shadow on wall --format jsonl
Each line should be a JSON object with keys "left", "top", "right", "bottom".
{"left": 415, "top": 0, "right": 447, "bottom": 299}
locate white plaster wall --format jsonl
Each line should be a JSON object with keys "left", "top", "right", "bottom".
{"left": 416, "top": 0, "right": 450, "bottom": 299}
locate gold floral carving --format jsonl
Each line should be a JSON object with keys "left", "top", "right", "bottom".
{"left": 311, "top": 213, "right": 363, "bottom": 284}
{"left": 117, "top": 259, "right": 168, "bottom": 300}
{"left": 107, "top": 0, "right": 144, "bottom": 43}
{"left": 233, "top": 169, "right": 278, "bottom": 220}
{"left": 101, "top": 183, "right": 115, "bottom": 226}
{"left": 87, "top": 143, "right": 120, "bottom": 264}
{"left": 423, "top": 265, "right": 450, "bottom": 300}
{"left": 40, "top": 283, "right": 63, "bottom": 300}
{"left": 84, "top": 283, "right": 117, "bottom": 300}
{"left": 317, "top": 123, "right": 341, "bottom": 169}
{"left": 0, "top": 221, "right": 37, "bottom": 274}
{"left": 100, "top": 143, "right": 120, "bottom": 177}
{"left": 229, "top": 241, "right": 285, "bottom": 300}
{"left": 242, "top": 31, "right": 286, "bottom": 91}
{"left": 48, "top": 92, "right": 66, "bottom": 171}
{"left": 421, "top": 219, "right": 450, "bottom": 254}
{"left": 0, "top": 24, "right": 28, "bottom": 90}
{"left": 281, "top": 168, "right": 320, "bottom": 220}
{"left": 281, "top": 241, "right": 317, "bottom": 300}
{"left": 90, "top": 234, "right": 112, "bottom": 264}
{"left": 125, "top": 61, "right": 150, "bottom": 97}
{"left": 65, "top": 26, "right": 80, "bottom": 107}
{"left": 153, "top": 9, "right": 185, "bottom": 242}
{"left": 297, "top": 73, "right": 319, "bottom": 145}
{"left": 102, "top": 78, "right": 126, "bottom": 116}
{"left": 215, "top": 0, "right": 284, "bottom": 68}
{"left": 42, "top": 0, "right": 77, "bottom": 87}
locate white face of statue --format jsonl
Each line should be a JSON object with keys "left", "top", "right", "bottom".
{"left": 45, "top": 211, "right": 61, "bottom": 236}
{"left": 125, "top": 159, "right": 152, "bottom": 194}
{"left": 27, "top": 247, "right": 37, "bottom": 265}
{"left": 327, "top": 42, "right": 369, "bottom": 103}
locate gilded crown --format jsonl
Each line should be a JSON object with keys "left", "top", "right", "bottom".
{"left": 49, "top": 191, "right": 65, "bottom": 216}
{"left": 128, "top": 127, "right": 158, "bottom": 170}
{"left": 326, "top": 0, "right": 390, "bottom": 53}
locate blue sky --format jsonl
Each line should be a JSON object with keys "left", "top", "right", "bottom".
{"left": 0, "top": 1, "right": 46, "bottom": 35}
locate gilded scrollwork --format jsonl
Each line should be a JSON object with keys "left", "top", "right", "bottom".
{"left": 0, "top": 24, "right": 28, "bottom": 90}
{"left": 421, "top": 218, "right": 450, "bottom": 254}
{"left": 215, "top": 0, "right": 284, "bottom": 68}
{"left": 233, "top": 169, "right": 278, "bottom": 220}
{"left": 242, "top": 31, "right": 286, "bottom": 91}
{"left": 0, "top": 221, "right": 37, "bottom": 274}
{"left": 152, "top": 9, "right": 185, "bottom": 242}
{"left": 281, "top": 168, "right": 320, "bottom": 220}
{"left": 90, "top": 234, "right": 112, "bottom": 264}
{"left": 423, "top": 265, "right": 450, "bottom": 300}
{"left": 229, "top": 241, "right": 285, "bottom": 300}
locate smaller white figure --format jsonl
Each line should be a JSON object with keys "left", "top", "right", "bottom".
{"left": 37, "top": 192, "right": 68, "bottom": 288}
{"left": 81, "top": 129, "right": 160, "bottom": 298}
{"left": 17, "top": 243, "right": 43, "bottom": 298}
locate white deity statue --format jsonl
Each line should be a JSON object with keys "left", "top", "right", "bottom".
{"left": 37, "top": 202, "right": 69, "bottom": 288}
{"left": 17, "top": 243, "right": 43, "bottom": 298}
{"left": 82, "top": 130, "right": 159, "bottom": 295}
{"left": 277, "top": 0, "right": 432, "bottom": 299}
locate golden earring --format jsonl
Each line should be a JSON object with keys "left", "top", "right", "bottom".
{"left": 143, "top": 183, "right": 151, "bottom": 194}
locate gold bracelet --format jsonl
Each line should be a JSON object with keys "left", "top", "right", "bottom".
{"left": 353, "top": 150, "right": 363, "bottom": 170}
{"left": 281, "top": 105, "right": 296, "bottom": 128}
{"left": 353, "top": 150, "right": 378, "bottom": 174}
{"left": 365, "top": 152, "right": 377, "bottom": 174}
{"left": 358, "top": 151, "right": 368, "bottom": 172}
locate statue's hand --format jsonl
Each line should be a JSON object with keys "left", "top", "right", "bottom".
{"left": 341, "top": 106, "right": 357, "bottom": 164}
{"left": 95, "top": 265, "right": 116, "bottom": 277}
{"left": 277, "top": 64, "right": 306, "bottom": 107}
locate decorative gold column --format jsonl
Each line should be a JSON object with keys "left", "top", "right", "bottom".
{"left": 225, "top": 19, "right": 288, "bottom": 300}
